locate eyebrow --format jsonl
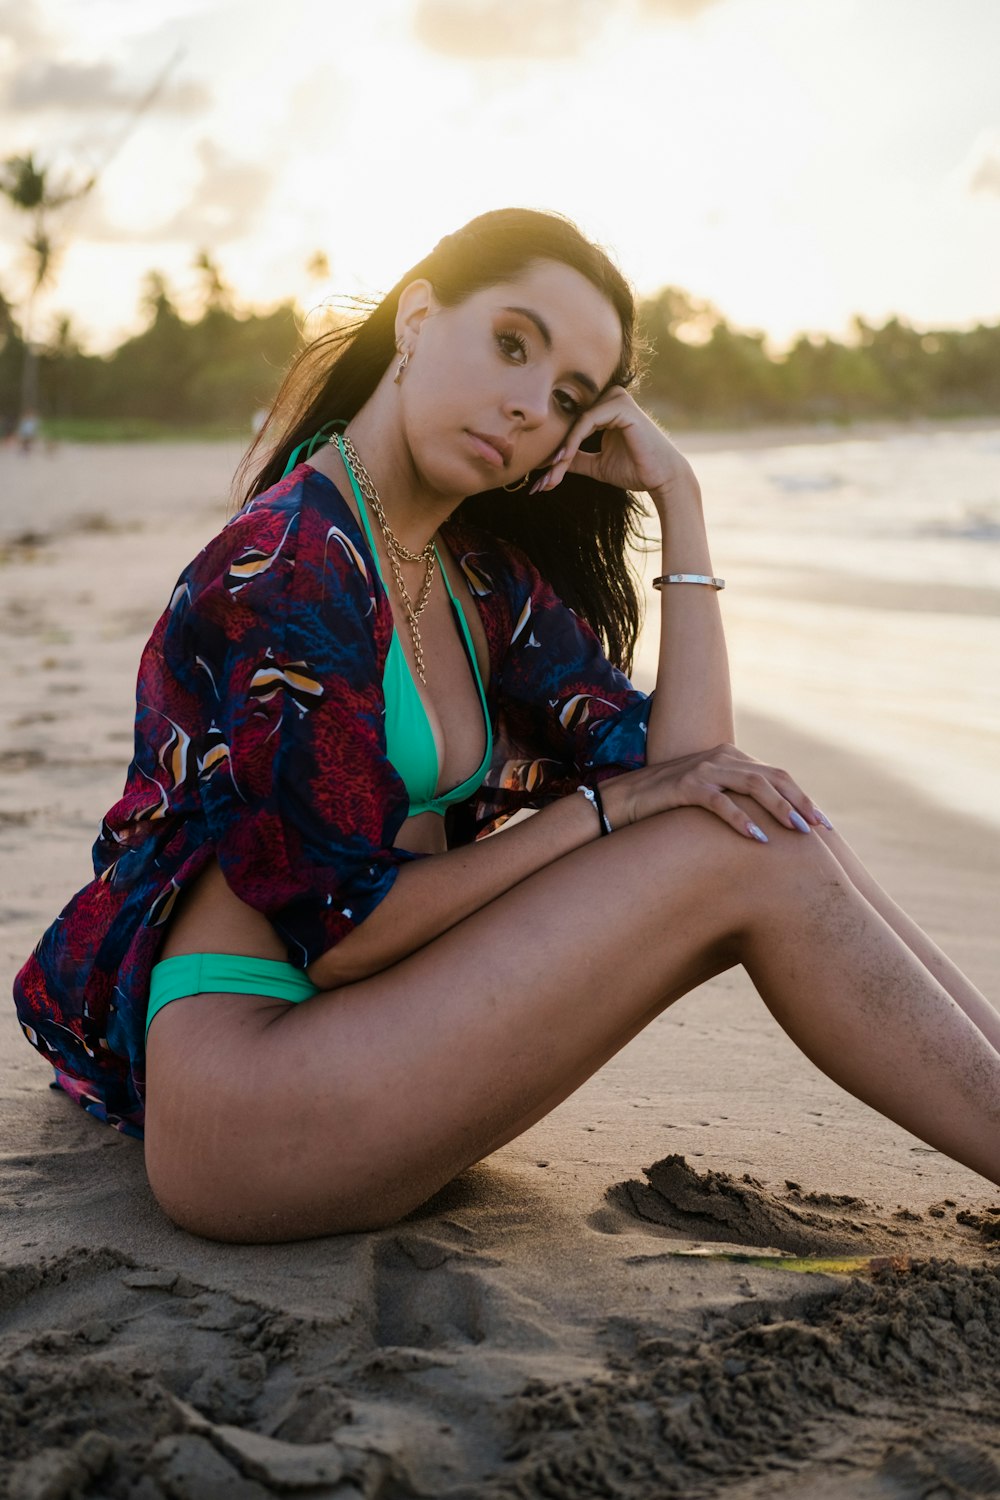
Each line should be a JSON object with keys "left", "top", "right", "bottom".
{"left": 501, "top": 305, "right": 601, "bottom": 396}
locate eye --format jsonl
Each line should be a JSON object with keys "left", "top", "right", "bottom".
{"left": 497, "top": 327, "right": 583, "bottom": 418}
{"left": 496, "top": 328, "right": 528, "bottom": 360}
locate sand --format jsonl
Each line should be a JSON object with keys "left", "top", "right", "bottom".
{"left": 2, "top": 432, "right": 999, "bottom": 1499}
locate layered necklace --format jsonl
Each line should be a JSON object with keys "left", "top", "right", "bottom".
{"left": 334, "top": 432, "right": 437, "bottom": 684}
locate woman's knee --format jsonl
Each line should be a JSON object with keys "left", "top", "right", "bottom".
{"left": 638, "top": 801, "right": 846, "bottom": 934}
{"left": 643, "top": 799, "right": 839, "bottom": 875}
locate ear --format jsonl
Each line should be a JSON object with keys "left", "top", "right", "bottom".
{"left": 394, "top": 278, "right": 439, "bottom": 348}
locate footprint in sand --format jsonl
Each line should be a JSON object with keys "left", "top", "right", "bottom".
{"left": 0, "top": 1248, "right": 381, "bottom": 1499}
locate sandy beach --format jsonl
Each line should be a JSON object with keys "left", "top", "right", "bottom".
{"left": 2, "top": 428, "right": 999, "bottom": 1498}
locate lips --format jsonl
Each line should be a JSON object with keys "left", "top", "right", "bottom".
{"left": 467, "top": 431, "right": 512, "bottom": 468}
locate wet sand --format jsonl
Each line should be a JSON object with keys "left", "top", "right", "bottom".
{"left": 1, "top": 435, "right": 998, "bottom": 1498}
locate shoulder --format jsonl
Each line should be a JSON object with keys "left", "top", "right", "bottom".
{"left": 176, "top": 464, "right": 381, "bottom": 624}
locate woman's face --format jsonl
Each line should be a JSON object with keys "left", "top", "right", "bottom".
{"left": 396, "top": 258, "right": 624, "bottom": 498}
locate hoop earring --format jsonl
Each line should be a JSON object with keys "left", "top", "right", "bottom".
{"left": 393, "top": 350, "right": 410, "bottom": 384}
{"left": 502, "top": 472, "right": 532, "bottom": 492}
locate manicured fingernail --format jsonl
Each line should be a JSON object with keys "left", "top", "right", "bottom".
{"left": 529, "top": 479, "right": 542, "bottom": 494}
{"left": 747, "top": 822, "right": 769, "bottom": 843}
{"left": 814, "top": 809, "right": 834, "bottom": 829}
{"left": 554, "top": 446, "right": 567, "bottom": 462}
{"left": 789, "top": 810, "right": 811, "bottom": 833}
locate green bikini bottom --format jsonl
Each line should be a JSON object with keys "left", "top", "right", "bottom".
{"left": 146, "top": 953, "right": 319, "bottom": 1041}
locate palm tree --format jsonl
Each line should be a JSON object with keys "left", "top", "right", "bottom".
{"left": 0, "top": 282, "right": 17, "bottom": 343}
{"left": 193, "top": 249, "right": 231, "bottom": 314}
{"left": 140, "top": 269, "right": 180, "bottom": 326}
{"left": 0, "top": 151, "right": 95, "bottom": 417}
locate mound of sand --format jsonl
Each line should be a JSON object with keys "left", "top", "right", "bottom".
{"left": 494, "top": 1259, "right": 1000, "bottom": 1499}
{"left": 610, "top": 1154, "right": 1000, "bottom": 1262}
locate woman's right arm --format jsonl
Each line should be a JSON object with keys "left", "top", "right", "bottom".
{"left": 306, "top": 745, "right": 826, "bottom": 989}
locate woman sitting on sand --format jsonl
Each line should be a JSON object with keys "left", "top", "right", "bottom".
{"left": 13, "top": 208, "right": 1000, "bottom": 1243}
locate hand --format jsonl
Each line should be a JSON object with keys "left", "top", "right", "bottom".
{"left": 599, "top": 743, "right": 833, "bottom": 842}
{"left": 531, "top": 386, "right": 698, "bottom": 516}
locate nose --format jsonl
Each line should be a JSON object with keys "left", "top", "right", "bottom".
{"left": 503, "top": 372, "right": 549, "bottom": 428}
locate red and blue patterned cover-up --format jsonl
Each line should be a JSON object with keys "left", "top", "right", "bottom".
{"left": 12, "top": 463, "right": 652, "bottom": 1138}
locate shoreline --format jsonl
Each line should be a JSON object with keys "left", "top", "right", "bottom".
{"left": 668, "top": 411, "right": 1000, "bottom": 452}
{"left": 11, "top": 409, "right": 1000, "bottom": 456}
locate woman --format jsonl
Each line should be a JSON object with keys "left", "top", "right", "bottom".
{"left": 14, "top": 208, "right": 1000, "bottom": 1243}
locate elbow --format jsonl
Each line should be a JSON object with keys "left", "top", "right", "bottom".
{"left": 305, "top": 951, "right": 355, "bottom": 992}
{"left": 306, "top": 932, "right": 380, "bottom": 991}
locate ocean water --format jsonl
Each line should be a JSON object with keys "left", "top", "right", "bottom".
{"left": 632, "top": 424, "right": 1000, "bottom": 828}
{"left": 694, "top": 423, "right": 1000, "bottom": 589}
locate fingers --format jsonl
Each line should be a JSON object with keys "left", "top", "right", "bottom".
{"left": 621, "top": 744, "right": 833, "bottom": 843}
{"left": 677, "top": 756, "right": 834, "bottom": 842}
{"left": 685, "top": 779, "right": 774, "bottom": 842}
{"left": 530, "top": 387, "right": 631, "bottom": 494}
{"left": 530, "top": 423, "right": 603, "bottom": 493}
{"left": 758, "top": 764, "right": 834, "bottom": 831}
{"left": 528, "top": 454, "right": 565, "bottom": 495}
{"left": 706, "top": 747, "right": 832, "bottom": 833}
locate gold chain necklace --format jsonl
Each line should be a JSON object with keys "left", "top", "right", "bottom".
{"left": 335, "top": 432, "right": 437, "bottom": 684}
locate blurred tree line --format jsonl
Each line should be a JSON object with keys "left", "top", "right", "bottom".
{"left": 0, "top": 254, "right": 302, "bottom": 434}
{"left": 639, "top": 287, "right": 1000, "bottom": 426}
{"left": 1, "top": 262, "right": 999, "bottom": 434}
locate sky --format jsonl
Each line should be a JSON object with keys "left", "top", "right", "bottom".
{"left": 2, "top": 0, "right": 999, "bottom": 355}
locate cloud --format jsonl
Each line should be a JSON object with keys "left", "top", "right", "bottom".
{"left": 8, "top": 59, "right": 209, "bottom": 113}
{"left": 965, "top": 130, "right": 1000, "bottom": 197}
{"left": 80, "top": 139, "right": 273, "bottom": 246}
{"left": 0, "top": 0, "right": 48, "bottom": 51}
{"left": 157, "top": 140, "right": 272, "bottom": 242}
{"left": 0, "top": 1, "right": 209, "bottom": 122}
{"left": 414, "top": 0, "right": 605, "bottom": 60}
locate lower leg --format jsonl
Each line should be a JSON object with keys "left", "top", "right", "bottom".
{"left": 736, "top": 847, "right": 1000, "bottom": 1187}
{"left": 817, "top": 825, "right": 1000, "bottom": 1053}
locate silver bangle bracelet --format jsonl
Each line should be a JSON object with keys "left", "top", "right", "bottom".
{"left": 652, "top": 573, "right": 725, "bottom": 590}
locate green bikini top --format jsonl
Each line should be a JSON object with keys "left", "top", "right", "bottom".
{"left": 281, "top": 424, "right": 492, "bottom": 818}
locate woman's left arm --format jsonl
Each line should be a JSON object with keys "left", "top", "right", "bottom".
{"left": 538, "top": 388, "right": 733, "bottom": 762}
{"left": 644, "top": 473, "right": 734, "bottom": 760}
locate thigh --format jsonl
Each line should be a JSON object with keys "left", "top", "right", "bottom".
{"left": 144, "top": 804, "right": 834, "bottom": 1242}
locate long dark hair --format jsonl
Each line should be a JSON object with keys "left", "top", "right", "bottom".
{"left": 237, "top": 207, "right": 650, "bottom": 674}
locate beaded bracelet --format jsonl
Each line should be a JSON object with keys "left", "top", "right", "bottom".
{"left": 577, "top": 783, "right": 613, "bottom": 835}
